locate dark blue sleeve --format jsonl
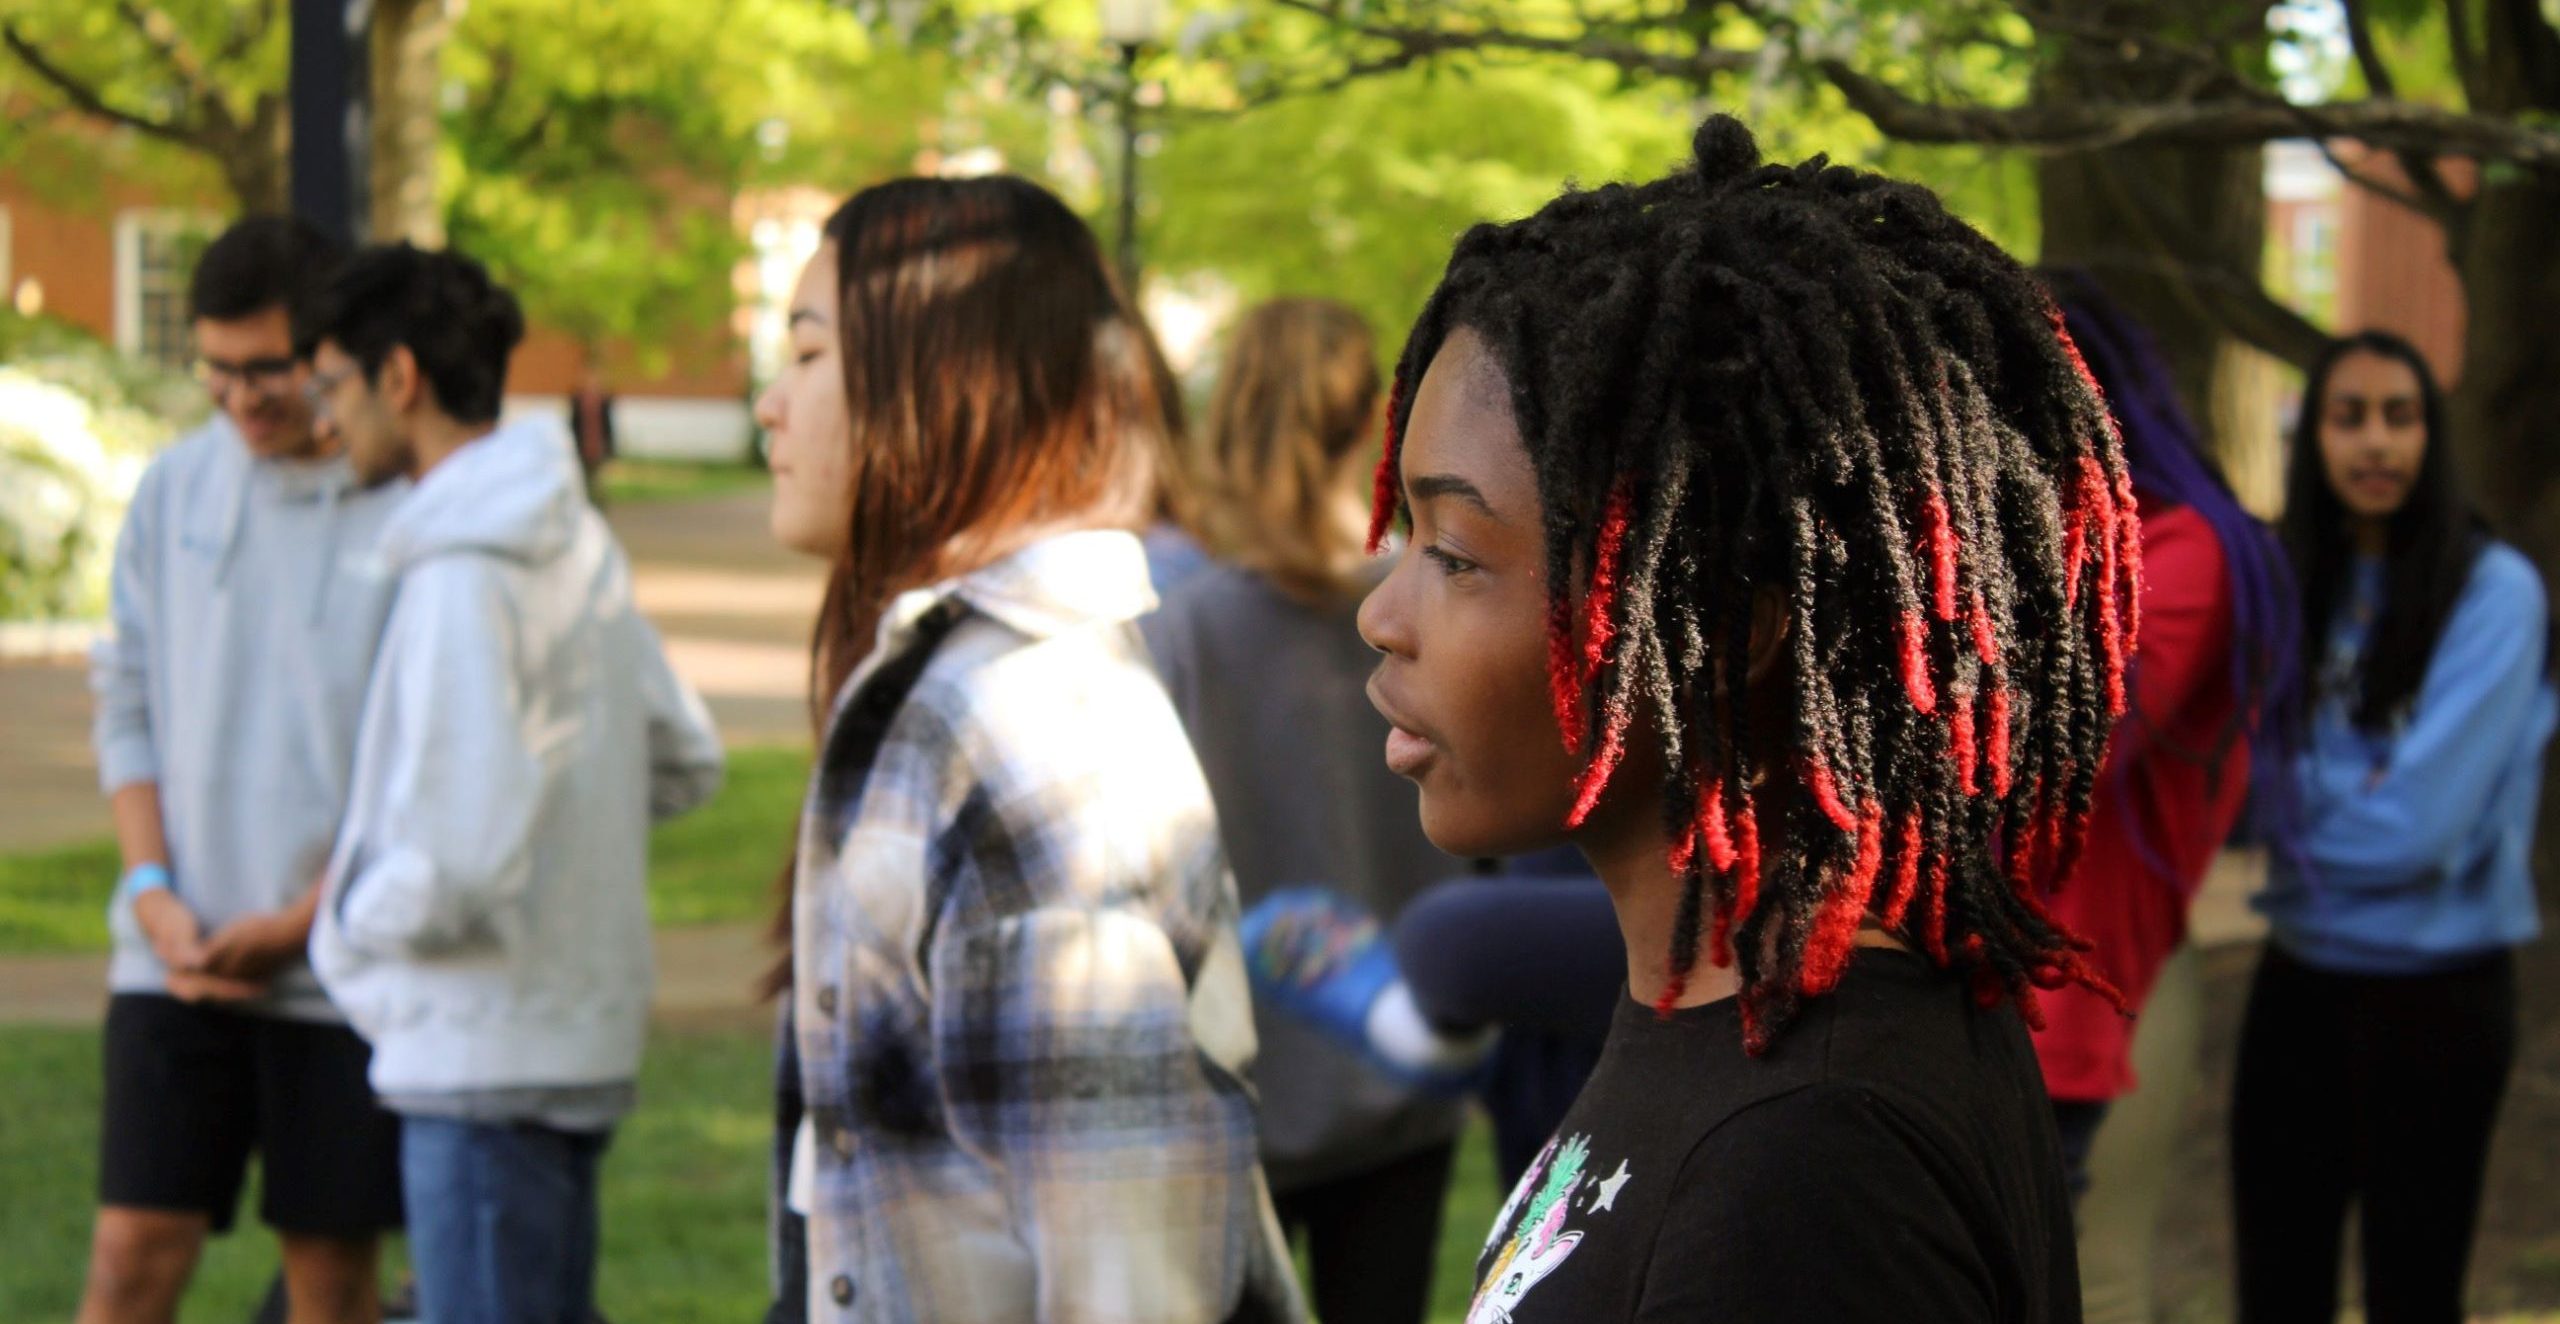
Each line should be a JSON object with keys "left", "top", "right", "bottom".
{"left": 1392, "top": 873, "right": 1623, "bottom": 1041}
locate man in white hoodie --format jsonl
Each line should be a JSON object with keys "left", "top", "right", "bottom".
{"left": 83, "top": 216, "right": 408, "bottom": 1324}
{"left": 302, "top": 242, "right": 725, "bottom": 1324}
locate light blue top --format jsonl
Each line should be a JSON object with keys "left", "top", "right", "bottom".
{"left": 2257, "top": 543, "right": 2553, "bottom": 974}
{"left": 90, "top": 418, "right": 407, "bottom": 1019}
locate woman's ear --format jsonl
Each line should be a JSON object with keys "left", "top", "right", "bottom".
{"left": 1746, "top": 586, "right": 1790, "bottom": 684}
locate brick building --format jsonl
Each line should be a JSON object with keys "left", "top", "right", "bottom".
{"left": 0, "top": 135, "right": 833, "bottom": 460}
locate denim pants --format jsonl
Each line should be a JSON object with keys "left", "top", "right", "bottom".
{"left": 401, "top": 1115, "right": 612, "bottom": 1324}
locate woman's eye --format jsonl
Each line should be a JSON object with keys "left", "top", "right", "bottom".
{"left": 1420, "top": 544, "right": 1478, "bottom": 577}
{"left": 794, "top": 348, "right": 824, "bottom": 367}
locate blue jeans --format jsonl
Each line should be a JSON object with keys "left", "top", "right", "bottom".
{"left": 401, "top": 1116, "right": 611, "bottom": 1324}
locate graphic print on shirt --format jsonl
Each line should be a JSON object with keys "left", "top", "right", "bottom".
{"left": 1468, "top": 1132, "right": 1629, "bottom": 1323}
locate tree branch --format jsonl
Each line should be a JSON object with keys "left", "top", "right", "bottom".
{"left": 2338, "top": 0, "right": 2466, "bottom": 225}
{"left": 0, "top": 22, "right": 205, "bottom": 148}
{"left": 112, "top": 2, "right": 238, "bottom": 137}
{"left": 2339, "top": 0, "right": 2397, "bottom": 98}
{"left": 2443, "top": 0, "right": 2485, "bottom": 107}
{"left": 2014, "top": 1, "right": 2257, "bottom": 98}
{"left": 1264, "top": 0, "right": 1757, "bottom": 87}
{"left": 1821, "top": 61, "right": 2560, "bottom": 169}
{"left": 2316, "top": 139, "right": 2439, "bottom": 219}
{"left": 2088, "top": 155, "right": 2332, "bottom": 370}
{"left": 217, "top": 0, "right": 285, "bottom": 67}
{"left": 2315, "top": 140, "right": 2472, "bottom": 269}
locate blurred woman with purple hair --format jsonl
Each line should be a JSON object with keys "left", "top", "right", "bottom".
{"left": 2029, "top": 270, "right": 2304, "bottom": 1321}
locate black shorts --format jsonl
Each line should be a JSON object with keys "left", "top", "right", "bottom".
{"left": 99, "top": 993, "right": 404, "bottom": 1237}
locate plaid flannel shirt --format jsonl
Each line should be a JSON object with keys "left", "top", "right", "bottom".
{"left": 778, "top": 530, "right": 1303, "bottom": 1324}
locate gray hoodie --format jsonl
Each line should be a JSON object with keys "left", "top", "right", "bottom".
{"left": 92, "top": 418, "right": 407, "bottom": 1021}
{"left": 310, "top": 419, "right": 723, "bottom": 1101}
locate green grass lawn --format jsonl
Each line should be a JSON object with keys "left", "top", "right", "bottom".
{"left": 645, "top": 744, "right": 808, "bottom": 928}
{"left": 0, "top": 836, "right": 120, "bottom": 952}
{"left": 0, "top": 738, "right": 1520, "bottom": 1319}
{"left": 598, "top": 459, "right": 770, "bottom": 506}
{"left": 0, "top": 1015, "right": 1510, "bottom": 1322}
{"left": 0, "top": 1021, "right": 774, "bottom": 1322}
{"left": 0, "top": 746, "right": 813, "bottom": 956}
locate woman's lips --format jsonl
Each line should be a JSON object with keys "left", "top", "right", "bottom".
{"left": 1369, "top": 677, "right": 1438, "bottom": 778}
{"left": 2346, "top": 470, "right": 2407, "bottom": 501}
{"left": 1384, "top": 725, "right": 1437, "bottom": 778}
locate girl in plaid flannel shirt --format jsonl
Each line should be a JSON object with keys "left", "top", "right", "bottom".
{"left": 752, "top": 175, "right": 1303, "bottom": 1324}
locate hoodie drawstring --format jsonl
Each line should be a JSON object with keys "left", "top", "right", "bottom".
{"left": 212, "top": 449, "right": 252, "bottom": 589}
{"left": 310, "top": 478, "right": 344, "bottom": 624}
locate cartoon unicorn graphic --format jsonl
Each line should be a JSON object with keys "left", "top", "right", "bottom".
{"left": 1467, "top": 1134, "right": 1593, "bottom": 1324}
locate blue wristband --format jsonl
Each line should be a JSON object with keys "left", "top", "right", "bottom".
{"left": 121, "top": 863, "right": 172, "bottom": 902}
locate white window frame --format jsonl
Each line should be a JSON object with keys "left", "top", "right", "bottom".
{"left": 113, "top": 209, "right": 218, "bottom": 366}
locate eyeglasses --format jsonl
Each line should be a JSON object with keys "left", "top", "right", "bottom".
{"left": 303, "top": 368, "right": 353, "bottom": 419}
{"left": 194, "top": 355, "right": 302, "bottom": 398}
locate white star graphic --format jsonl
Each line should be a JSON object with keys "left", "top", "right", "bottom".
{"left": 1590, "top": 1159, "right": 1632, "bottom": 1213}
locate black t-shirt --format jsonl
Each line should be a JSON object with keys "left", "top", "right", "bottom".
{"left": 1463, "top": 948, "right": 2080, "bottom": 1323}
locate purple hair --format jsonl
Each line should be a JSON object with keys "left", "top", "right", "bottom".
{"left": 2040, "top": 268, "right": 2304, "bottom": 878}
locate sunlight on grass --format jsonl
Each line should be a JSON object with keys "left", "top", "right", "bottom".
{"left": 0, "top": 838, "right": 119, "bottom": 953}
{"left": 599, "top": 459, "right": 770, "bottom": 506}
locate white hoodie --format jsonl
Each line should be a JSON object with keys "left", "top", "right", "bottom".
{"left": 310, "top": 419, "right": 723, "bottom": 1097}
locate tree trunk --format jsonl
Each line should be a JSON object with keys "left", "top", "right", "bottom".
{"left": 369, "top": 0, "right": 450, "bottom": 245}
{"left": 223, "top": 143, "right": 291, "bottom": 215}
{"left": 2450, "top": 174, "right": 2560, "bottom": 580}
{"left": 2032, "top": 0, "right": 2280, "bottom": 493}
{"left": 222, "top": 107, "right": 294, "bottom": 215}
{"left": 2458, "top": 0, "right": 2560, "bottom": 572}
{"left": 2447, "top": 172, "right": 2560, "bottom": 907}
{"left": 2038, "top": 142, "right": 2277, "bottom": 498}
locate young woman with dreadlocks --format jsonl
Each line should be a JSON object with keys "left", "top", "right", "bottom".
{"left": 2231, "top": 331, "right": 2551, "bottom": 1324}
{"left": 1358, "top": 116, "right": 2125, "bottom": 1322}
{"left": 2030, "top": 270, "right": 2300, "bottom": 1324}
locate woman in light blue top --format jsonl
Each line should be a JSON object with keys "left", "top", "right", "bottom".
{"left": 2232, "top": 330, "right": 2552, "bottom": 1324}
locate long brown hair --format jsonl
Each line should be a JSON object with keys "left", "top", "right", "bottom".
{"left": 810, "top": 175, "right": 1177, "bottom": 710}
{"left": 1195, "top": 298, "right": 1380, "bottom": 603}
{"left": 766, "top": 176, "right": 1183, "bottom": 994}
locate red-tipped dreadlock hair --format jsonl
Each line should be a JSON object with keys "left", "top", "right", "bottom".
{"left": 1369, "top": 117, "right": 2135, "bottom": 1050}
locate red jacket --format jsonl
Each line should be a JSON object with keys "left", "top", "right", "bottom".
{"left": 2032, "top": 501, "right": 2247, "bottom": 1103}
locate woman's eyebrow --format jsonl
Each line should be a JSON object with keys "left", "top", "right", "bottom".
{"left": 1408, "top": 472, "right": 1504, "bottom": 522}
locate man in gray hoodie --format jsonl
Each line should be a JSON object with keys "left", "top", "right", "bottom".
{"left": 82, "top": 217, "right": 408, "bottom": 1324}
{"left": 303, "top": 243, "right": 724, "bottom": 1324}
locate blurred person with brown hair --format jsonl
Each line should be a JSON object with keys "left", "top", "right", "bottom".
{"left": 1144, "top": 298, "right": 1473, "bottom": 1324}
{"left": 754, "top": 176, "right": 1300, "bottom": 1324}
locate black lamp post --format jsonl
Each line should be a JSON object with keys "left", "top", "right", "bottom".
{"left": 1098, "top": 0, "right": 1165, "bottom": 292}
{"left": 288, "top": 0, "right": 370, "bottom": 244}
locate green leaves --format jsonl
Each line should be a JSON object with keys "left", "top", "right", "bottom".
{"left": 440, "top": 0, "right": 938, "bottom": 354}
{"left": 1, "top": 0, "right": 950, "bottom": 357}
